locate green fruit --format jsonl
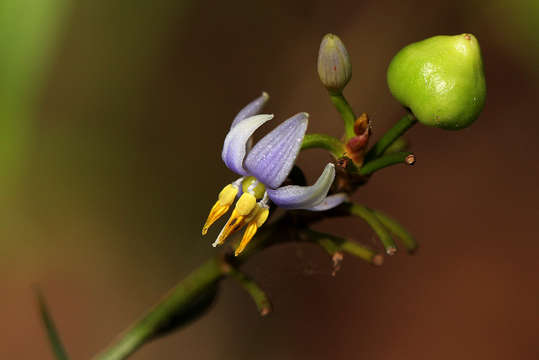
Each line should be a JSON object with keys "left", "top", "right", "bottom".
{"left": 387, "top": 34, "right": 486, "bottom": 130}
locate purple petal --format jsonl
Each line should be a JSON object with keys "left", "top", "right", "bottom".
{"left": 266, "top": 163, "right": 335, "bottom": 209}
{"left": 222, "top": 114, "right": 273, "bottom": 175}
{"left": 231, "top": 92, "right": 269, "bottom": 129}
{"left": 304, "top": 193, "right": 348, "bottom": 211}
{"left": 244, "top": 113, "right": 308, "bottom": 189}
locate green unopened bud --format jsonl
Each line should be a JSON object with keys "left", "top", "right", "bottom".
{"left": 387, "top": 34, "right": 486, "bottom": 130}
{"left": 317, "top": 33, "right": 352, "bottom": 93}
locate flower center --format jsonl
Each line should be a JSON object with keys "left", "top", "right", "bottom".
{"left": 241, "top": 176, "right": 266, "bottom": 200}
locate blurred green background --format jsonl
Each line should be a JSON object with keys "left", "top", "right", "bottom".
{"left": 2, "top": 0, "right": 538, "bottom": 359}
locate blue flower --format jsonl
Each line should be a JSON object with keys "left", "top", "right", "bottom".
{"left": 203, "top": 92, "right": 347, "bottom": 255}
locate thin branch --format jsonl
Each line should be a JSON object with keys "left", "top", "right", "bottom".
{"left": 329, "top": 92, "right": 356, "bottom": 139}
{"left": 365, "top": 113, "right": 417, "bottom": 161}
{"left": 359, "top": 152, "right": 415, "bottom": 176}
{"left": 301, "top": 229, "right": 383, "bottom": 267}
{"left": 383, "top": 136, "right": 408, "bottom": 154}
{"left": 93, "top": 221, "right": 281, "bottom": 360}
{"left": 301, "top": 133, "right": 344, "bottom": 158}
{"left": 347, "top": 203, "right": 397, "bottom": 255}
{"left": 36, "top": 288, "right": 70, "bottom": 360}
{"left": 93, "top": 258, "right": 225, "bottom": 360}
{"left": 371, "top": 209, "right": 418, "bottom": 253}
{"left": 226, "top": 267, "right": 272, "bottom": 316}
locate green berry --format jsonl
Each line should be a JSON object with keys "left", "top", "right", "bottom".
{"left": 387, "top": 34, "right": 486, "bottom": 130}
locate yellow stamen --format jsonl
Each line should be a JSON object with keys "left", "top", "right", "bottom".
{"left": 235, "top": 206, "right": 269, "bottom": 256}
{"left": 235, "top": 192, "right": 257, "bottom": 215}
{"left": 212, "top": 193, "right": 257, "bottom": 246}
{"left": 255, "top": 207, "right": 269, "bottom": 227}
{"left": 202, "top": 184, "right": 238, "bottom": 235}
{"left": 235, "top": 222, "right": 258, "bottom": 256}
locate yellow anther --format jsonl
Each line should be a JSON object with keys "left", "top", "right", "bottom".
{"left": 218, "top": 184, "right": 238, "bottom": 205}
{"left": 202, "top": 184, "right": 239, "bottom": 235}
{"left": 235, "top": 193, "right": 257, "bottom": 215}
{"left": 212, "top": 193, "right": 257, "bottom": 247}
{"left": 234, "top": 206, "right": 270, "bottom": 256}
{"left": 255, "top": 207, "right": 269, "bottom": 227}
{"left": 213, "top": 210, "right": 245, "bottom": 246}
{"left": 235, "top": 222, "right": 258, "bottom": 256}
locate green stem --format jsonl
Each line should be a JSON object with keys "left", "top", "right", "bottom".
{"left": 36, "top": 289, "right": 70, "bottom": 360}
{"left": 359, "top": 152, "right": 415, "bottom": 176}
{"left": 371, "top": 210, "right": 418, "bottom": 253}
{"left": 304, "top": 229, "right": 383, "bottom": 266}
{"left": 227, "top": 268, "right": 272, "bottom": 316}
{"left": 329, "top": 92, "right": 356, "bottom": 139}
{"left": 94, "top": 220, "right": 280, "bottom": 360}
{"left": 347, "top": 203, "right": 397, "bottom": 255}
{"left": 93, "top": 258, "right": 224, "bottom": 360}
{"left": 301, "top": 133, "right": 344, "bottom": 158}
{"left": 383, "top": 136, "right": 408, "bottom": 154}
{"left": 365, "top": 113, "right": 417, "bottom": 161}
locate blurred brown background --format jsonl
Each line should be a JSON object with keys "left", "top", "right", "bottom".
{"left": 1, "top": 0, "right": 538, "bottom": 359}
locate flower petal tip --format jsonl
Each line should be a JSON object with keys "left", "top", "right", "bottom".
{"left": 231, "top": 93, "right": 271, "bottom": 128}
{"left": 266, "top": 163, "right": 336, "bottom": 209}
{"left": 304, "top": 192, "right": 348, "bottom": 211}
{"left": 222, "top": 114, "right": 274, "bottom": 175}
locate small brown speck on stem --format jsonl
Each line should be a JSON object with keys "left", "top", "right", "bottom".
{"left": 260, "top": 306, "right": 271, "bottom": 317}
{"left": 372, "top": 254, "right": 384, "bottom": 266}
{"left": 405, "top": 154, "right": 416, "bottom": 165}
{"left": 331, "top": 252, "right": 344, "bottom": 276}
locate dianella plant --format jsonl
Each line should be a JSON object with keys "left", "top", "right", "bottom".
{"left": 38, "top": 33, "right": 486, "bottom": 360}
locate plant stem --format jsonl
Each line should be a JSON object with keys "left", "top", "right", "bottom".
{"left": 304, "top": 229, "right": 383, "bottom": 266}
{"left": 36, "top": 289, "right": 70, "bottom": 360}
{"left": 359, "top": 152, "right": 415, "bottom": 176}
{"left": 365, "top": 113, "right": 417, "bottom": 161}
{"left": 227, "top": 268, "right": 272, "bottom": 316}
{"left": 301, "top": 133, "right": 344, "bottom": 158}
{"left": 329, "top": 92, "right": 356, "bottom": 139}
{"left": 371, "top": 210, "right": 418, "bottom": 253}
{"left": 347, "top": 203, "right": 397, "bottom": 255}
{"left": 93, "top": 219, "right": 282, "bottom": 360}
{"left": 383, "top": 136, "right": 408, "bottom": 154}
{"left": 93, "top": 258, "right": 225, "bottom": 360}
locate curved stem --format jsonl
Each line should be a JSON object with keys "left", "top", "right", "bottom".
{"left": 372, "top": 210, "right": 418, "bottom": 253}
{"left": 303, "top": 228, "right": 383, "bottom": 266}
{"left": 93, "top": 219, "right": 282, "bottom": 360}
{"left": 36, "top": 289, "right": 70, "bottom": 360}
{"left": 301, "top": 133, "right": 344, "bottom": 158}
{"left": 383, "top": 136, "right": 408, "bottom": 155}
{"left": 365, "top": 113, "right": 416, "bottom": 161}
{"left": 329, "top": 92, "right": 356, "bottom": 139}
{"left": 359, "top": 152, "right": 415, "bottom": 176}
{"left": 93, "top": 258, "right": 224, "bottom": 360}
{"left": 227, "top": 267, "right": 272, "bottom": 316}
{"left": 347, "top": 203, "right": 397, "bottom": 255}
